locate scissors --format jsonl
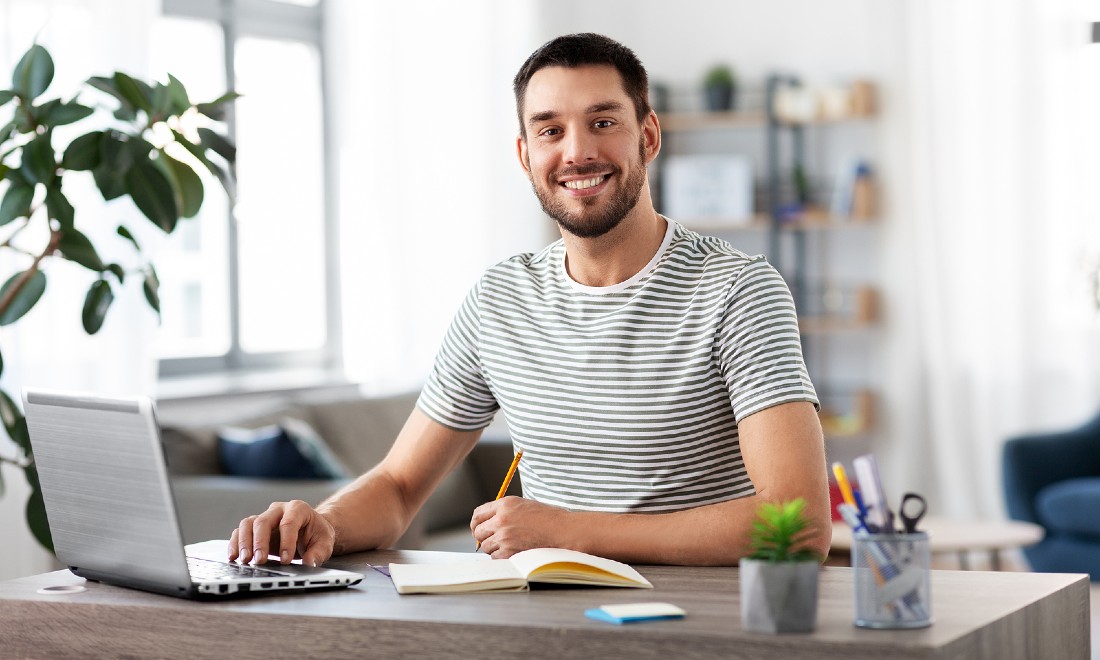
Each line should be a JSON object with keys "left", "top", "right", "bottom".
{"left": 897, "top": 492, "right": 928, "bottom": 533}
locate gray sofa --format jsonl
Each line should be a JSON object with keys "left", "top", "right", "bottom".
{"left": 158, "top": 388, "right": 517, "bottom": 552}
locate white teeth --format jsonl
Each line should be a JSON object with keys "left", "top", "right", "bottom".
{"left": 563, "top": 176, "right": 604, "bottom": 190}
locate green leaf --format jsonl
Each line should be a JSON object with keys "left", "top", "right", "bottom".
{"left": 117, "top": 225, "right": 141, "bottom": 252}
{"left": 0, "top": 270, "right": 47, "bottom": 325}
{"left": 82, "top": 279, "right": 113, "bottom": 334}
{"left": 165, "top": 74, "right": 190, "bottom": 114}
{"left": 0, "top": 180, "right": 34, "bottom": 227}
{"left": 43, "top": 101, "right": 94, "bottom": 127}
{"left": 19, "top": 130, "right": 56, "bottom": 185}
{"left": 44, "top": 184, "right": 75, "bottom": 229}
{"left": 62, "top": 130, "right": 104, "bottom": 171}
{"left": 9, "top": 411, "right": 30, "bottom": 456}
{"left": 113, "top": 72, "right": 151, "bottom": 113}
{"left": 106, "top": 263, "right": 125, "bottom": 284}
{"left": 11, "top": 44, "right": 54, "bottom": 101}
{"left": 144, "top": 266, "right": 160, "bottom": 315}
{"left": 0, "top": 90, "right": 15, "bottom": 105}
{"left": 57, "top": 227, "right": 105, "bottom": 271}
{"left": 197, "top": 127, "right": 236, "bottom": 163}
{"left": 91, "top": 132, "right": 133, "bottom": 201}
{"left": 0, "top": 389, "right": 21, "bottom": 440}
{"left": 87, "top": 75, "right": 136, "bottom": 121}
{"left": 170, "top": 128, "right": 235, "bottom": 197}
{"left": 25, "top": 475, "right": 54, "bottom": 553}
{"left": 195, "top": 91, "right": 241, "bottom": 121}
{"left": 157, "top": 152, "right": 204, "bottom": 218}
{"left": 126, "top": 159, "right": 179, "bottom": 232}
{"left": 92, "top": 165, "right": 126, "bottom": 200}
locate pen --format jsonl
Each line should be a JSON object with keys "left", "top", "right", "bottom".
{"left": 477, "top": 450, "right": 523, "bottom": 550}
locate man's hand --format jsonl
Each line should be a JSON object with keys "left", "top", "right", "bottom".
{"left": 470, "top": 496, "right": 571, "bottom": 558}
{"left": 228, "top": 500, "right": 335, "bottom": 567}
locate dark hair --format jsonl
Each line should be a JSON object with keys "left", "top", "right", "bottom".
{"left": 513, "top": 33, "right": 650, "bottom": 138}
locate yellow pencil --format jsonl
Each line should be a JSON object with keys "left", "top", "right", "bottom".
{"left": 832, "top": 461, "right": 857, "bottom": 508}
{"left": 495, "top": 450, "right": 523, "bottom": 500}
{"left": 477, "top": 450, "right": 523, "bottom": 551}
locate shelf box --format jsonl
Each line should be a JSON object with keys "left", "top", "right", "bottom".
{"left": 819, "top": 390, "right": 874, "bottom": 438}
{"left": 661, "top": 155, "right": 754, "bottom": 226}
{"left": 799, "top": 286, "right": 878, "bottom": 332}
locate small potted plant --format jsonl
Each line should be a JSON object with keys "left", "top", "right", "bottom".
{"left": 702, "top": 64, "right": 737, "bottom": 112}
{"left": 739, "top": 498, "right": 823, "bottom": 633}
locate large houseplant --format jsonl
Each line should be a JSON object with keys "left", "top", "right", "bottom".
{"left": 739, "top": 498, "right": 823, "bottom": 633}
{"left": 0, "top": 44, "right": 237, "bottom": 552}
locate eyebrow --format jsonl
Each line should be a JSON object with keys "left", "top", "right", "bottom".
{"left": 526, "top": 101, "right": 628, "bottom": 127}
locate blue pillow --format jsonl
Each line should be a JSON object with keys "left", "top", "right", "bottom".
{"left": 217, "top": 420, "right": 350, "bottom": 480}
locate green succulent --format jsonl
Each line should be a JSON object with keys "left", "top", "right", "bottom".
{"left": 703, "top": 64, "right": 736, "bottom": 89}
{"left": 747, "top": 498, "right": 822, "bottom": 563}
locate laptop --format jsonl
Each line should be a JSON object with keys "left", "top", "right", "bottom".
{"left": 21, "top": 387, "right": 364, "bottom": 599}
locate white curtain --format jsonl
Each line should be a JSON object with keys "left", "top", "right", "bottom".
{"left": 880, "top": 0, "right": 1100, "bottom": 518}
{"left": 325, "top": 0, "right": 549, "bottom": 395}
{"left": 0, "top": 0, "right": 160, "bottom": 579}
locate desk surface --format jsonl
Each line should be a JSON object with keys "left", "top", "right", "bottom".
{"left": 0, "top": 548, "right": 1089, "bottom": 660}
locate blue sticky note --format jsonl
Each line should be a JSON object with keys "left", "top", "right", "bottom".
{"left": 585, "top": 602, "right": 686, "bottom": 625}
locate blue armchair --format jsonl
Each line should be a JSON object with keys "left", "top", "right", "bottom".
{"left": 1003, "top": 410, "right": 1100, "bottom": 580}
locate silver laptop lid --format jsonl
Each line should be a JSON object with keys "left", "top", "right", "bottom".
{"left": 22, "top": 388, "right": 192, "bottom": 591}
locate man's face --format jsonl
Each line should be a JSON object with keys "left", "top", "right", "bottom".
{"left": 517, "top": 65, "right": 658, "bottom": 239}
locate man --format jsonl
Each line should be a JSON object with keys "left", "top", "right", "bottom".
{"left": 230, "top": 33, "right": 830, "bottom": 568}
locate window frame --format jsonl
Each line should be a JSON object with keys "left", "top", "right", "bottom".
{"left": 158, "top": 0, "right": 342, "bottom": 379}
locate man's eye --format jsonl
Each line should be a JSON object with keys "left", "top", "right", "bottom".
{"left": 539, "top": 128, "right": 562, "bottom": 137}
{"left": 594, "top": 120, "right": 615, "bottom": 129}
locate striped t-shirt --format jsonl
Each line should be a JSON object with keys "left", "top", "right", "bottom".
{"left": 417, "top": 219, "right": 817, "bottom": 513}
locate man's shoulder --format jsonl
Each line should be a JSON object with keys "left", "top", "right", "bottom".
{"left": 482, "top": 240, "right": 562, "bottom": 281}
{"left": 665, "top": 222, "right": 773, "bottom": 277}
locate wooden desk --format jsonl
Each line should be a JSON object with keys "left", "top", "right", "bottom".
{"left": 0, "top": 549, "right": 1088, "bottom": 659}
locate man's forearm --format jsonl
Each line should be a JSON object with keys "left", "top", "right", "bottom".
{"left": 562, "top": 494, "right": 832, "bottom": 566}
{"left": 316, "top": 468, "right": 414, "bottom": 554}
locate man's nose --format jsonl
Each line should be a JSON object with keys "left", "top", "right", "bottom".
{"left": 562, "top": 129, "right": 597, "bottom": 164}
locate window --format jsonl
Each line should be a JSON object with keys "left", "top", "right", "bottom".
{"left": 154, "top": 0, "right": 338, "bottom": 377}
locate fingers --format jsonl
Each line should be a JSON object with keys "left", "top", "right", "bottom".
{"left": 228, "top": 530, "right": 239, "bottom": 561}
{"left": 277, "top": 501, "right": 315, "bottom": 565}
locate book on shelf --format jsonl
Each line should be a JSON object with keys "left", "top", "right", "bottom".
{"left": 387, "top": 547, "right": 653, "bottom": 594}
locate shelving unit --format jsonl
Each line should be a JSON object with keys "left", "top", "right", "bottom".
{"left": 655, "top": 76, "right": 880, "bottom": 445}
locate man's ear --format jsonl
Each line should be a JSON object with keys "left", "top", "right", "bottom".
{"left": 643, "top": 111, "right": 662, "bottom": 164}
{"left": 516, "top": 135, "right": 532, "bottom": 176}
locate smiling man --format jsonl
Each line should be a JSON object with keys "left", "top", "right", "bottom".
{"left": 231, "top": 33, "right": 831, "bottom": 568}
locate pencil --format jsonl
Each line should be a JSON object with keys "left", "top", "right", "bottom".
{"left": 495, "top": 450, "right": 523, "bottom": 500}
{"left": 477, "top": 450, "right": 523, "bottom": 551}
{"left": 832, "top": 461, "right": 857, "bottom": 508}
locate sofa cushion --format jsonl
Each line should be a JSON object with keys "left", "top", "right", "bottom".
{"left": 160, "top": 404, "right": 313, "bottom": 476}
{"left": 300, "top": 392, "right": 419, "bottom": 475}
{"left": 1036, "top": 478, "right": 1100, "bottom": 537}
{"left": 218, "top": 420, "right": 352, "bottom": 480}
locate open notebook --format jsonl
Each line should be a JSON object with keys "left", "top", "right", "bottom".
{"left": 388, "top": 548, "right": 652, "bottom": 594}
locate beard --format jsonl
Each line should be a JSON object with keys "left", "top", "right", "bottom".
{"left": 530, "top": 139, "right": 647, "bottom": 239}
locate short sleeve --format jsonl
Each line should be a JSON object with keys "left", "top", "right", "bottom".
{"left": 417, "top": 281, "right": 500, "bottom": 431}
{"left": 717, "top": 258, "right": 818, "bottom": 422}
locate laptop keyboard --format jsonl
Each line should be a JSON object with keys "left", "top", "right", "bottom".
{"left": 187, "top": 556, "right": 292, "bottom": 580}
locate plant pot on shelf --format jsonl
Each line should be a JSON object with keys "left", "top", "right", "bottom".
{"left": 702, "top": 64, "right": 737, "bottom": 112}
{"left": 704, "top": 84, "right": 735, "bottom": 112}
{"left": 740, "top": 558, "right": 820, "bottom": 633}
